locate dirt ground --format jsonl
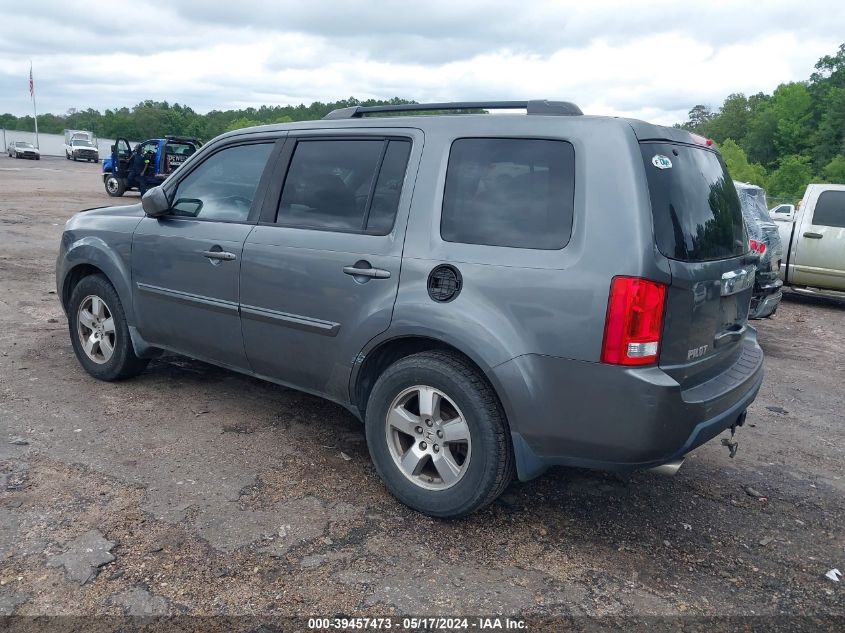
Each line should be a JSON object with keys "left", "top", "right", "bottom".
{"left": 0, "top": 156, "right": 843, "bottom": 628}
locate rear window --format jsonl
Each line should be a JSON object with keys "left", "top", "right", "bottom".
{"left": 812, "top": 190, "right": 845, "bottom": 228}
{"left": 641, "top": 143, "right": 746, "bottom": 262}
{"left": 441, "top": 138, "right": 575, "bottom": 250}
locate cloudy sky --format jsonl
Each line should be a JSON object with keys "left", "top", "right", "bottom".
{"left": 1, "top": 0, "right": 843, "bottom": 125}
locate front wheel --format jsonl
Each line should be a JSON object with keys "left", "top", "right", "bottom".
{"left": 68, "top": 274, "right": 148, "bottom": 381}
{"left": 365, "top": 350, "right": 514, "bottom": 518}
{"left": 104, "top": 175, "right": 125, "bottom": 197}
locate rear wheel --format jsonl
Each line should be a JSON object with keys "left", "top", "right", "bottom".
{"left": 365, "top": 350, "right": 514, "bottom": 518}
{"left": 68, "top": 274, "right": 148, "bottom": 381}
{"left": 105, "top": 175, "right": 125, "bottom": 197}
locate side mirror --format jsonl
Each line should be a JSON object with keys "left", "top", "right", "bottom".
{"left": 141, "top": 186, "right": 170, "bottom": 217}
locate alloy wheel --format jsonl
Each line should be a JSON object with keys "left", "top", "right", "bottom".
{"left": 385, "top": 385, "right": 472, "bottom": 490}
{"left": 76, "top": 295, "right": 116, "bottom": 364}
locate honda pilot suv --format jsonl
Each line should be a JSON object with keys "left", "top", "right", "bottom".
{"left": 56, "top": 100, "right": 764, "bottom": 518}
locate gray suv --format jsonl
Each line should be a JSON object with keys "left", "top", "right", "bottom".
{"left": 57, "top": 101, "right": 764, "bottom": 518}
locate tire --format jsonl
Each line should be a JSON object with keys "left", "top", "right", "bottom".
{"left": 105, "top": 175, "right": 125, "bottom": 197}
{"left": 36, "top": 156, "right": 40, "bottom": 160}
{"left": 365, "top": 350, "right": 514, "bottom": 518}
{"left": 66, "top": 152, "right": 70, "bottom": 160}
{"left": 67, "top": 274, "right": 148, "bottom": 381}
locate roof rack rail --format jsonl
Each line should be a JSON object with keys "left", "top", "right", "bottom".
{"left": 322, "top": 100, "right": 583, "bottom": 120}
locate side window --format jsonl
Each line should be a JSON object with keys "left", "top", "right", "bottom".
{"left": 812, "top": 191, "right": 845, "bottom": 228}
{"left": 277, "top": 139, "right": 411, "bottom": 234}
{"left": 441, "top": 138, "right": 576, "bottom": 250}
{"left": 171, "top": 143, "right": 273, "bottom": 222}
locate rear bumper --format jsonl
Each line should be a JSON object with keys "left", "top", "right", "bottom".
{"left": 750, "top": 273, "right": 783, "bottom": 319}
{"left": 493, "top": 330, "right": 764, "bottom": 480}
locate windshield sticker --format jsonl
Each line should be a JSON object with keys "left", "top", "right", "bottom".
{"left": 652, "top": 155, "right": 673, "bottom": 169}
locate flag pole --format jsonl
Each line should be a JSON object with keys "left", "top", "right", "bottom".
{"left": 30, "top": 61, "right": 39, "bottom": 149}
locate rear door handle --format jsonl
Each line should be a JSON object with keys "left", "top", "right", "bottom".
{"left": 343, "top": 265, "right": 391, "bottom": 279}
{"left": 803, "top": 232, "right": 823, "bottom": 239}
{"left": 201, "top": 250, "right": 237, "bottom": 261}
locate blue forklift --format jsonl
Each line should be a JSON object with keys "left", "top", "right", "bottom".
{"left": 102, "top": 135, "right": 200, "bottom": 197}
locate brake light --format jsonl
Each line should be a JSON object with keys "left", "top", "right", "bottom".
{"left": 689, "top": 133, "right": 714, "bottom": 147}
{"left": 601, "top": 276, "right": 667, "bottom": 366}
{"left": 749, "top": 239, "right": 767, "bottom": 255}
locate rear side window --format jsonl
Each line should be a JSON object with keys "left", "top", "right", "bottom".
{"left": 641, "top": 143, "right": 746, "bottom": 262}
{"left": 441, "top": 138, "right": 575, "bottom": 249}
{"left": 812, "top": 190, "right": 845, "bottom": 228}
{"left": 277, "top": 139, "right": 411, "bottom": 234}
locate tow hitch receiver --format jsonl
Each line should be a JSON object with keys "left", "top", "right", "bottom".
{"left": 721, "top": 411, "right": 747, "bottom": 458}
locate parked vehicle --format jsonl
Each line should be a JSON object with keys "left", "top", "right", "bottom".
{"left": 7, "top": 141, "right": 40, "bottom": 160}
{"left": 64, "top": 129, "right": 98, "bottom": 161}
{"left": 66, "top": 138, "right": 99, "bottom": 162}
{"left": 734, "top": 181, "right": 783, "bottom": 318}
{"left": 777, "top": 184, "right": 845, "bottom": 299}
{"left": 770, "top": 203, "right": 795, "bottom": 221}
{"left": 102, "top": 136, "right": 199, "bottom": 197}
{"left": 57, "top": 101, "right": 764, "bottom": 517}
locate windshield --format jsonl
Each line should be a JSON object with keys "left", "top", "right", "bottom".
{"left": 72, "top": 140, "right": 95, "bottom": 147}
{"left": 641, "top": 142, "right": 746, "bottom": 262}
{"left": 16, "top": 142, "right": 35, "bottom": 149}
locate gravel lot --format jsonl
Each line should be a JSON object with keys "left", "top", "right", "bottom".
{"left": 0, "top": 156, "right": 843, "bottom": 627}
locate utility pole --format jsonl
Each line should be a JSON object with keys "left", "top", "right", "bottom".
{"left": 30, "top": 61, "right": 39, "bottom": 149}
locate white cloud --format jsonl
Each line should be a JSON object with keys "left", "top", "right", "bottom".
{"left": 0, "top": 0, "right": 843, "bottom": 125}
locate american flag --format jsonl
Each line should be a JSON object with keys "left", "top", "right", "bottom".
{"left": 29, "top": 64, "right": 34, "bottom": 97}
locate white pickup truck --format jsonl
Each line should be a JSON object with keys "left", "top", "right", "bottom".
{"left": 776, "top": 184, "right": 845, "bottom": 299}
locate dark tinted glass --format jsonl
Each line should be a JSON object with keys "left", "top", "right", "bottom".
{"left": 278, "top": 140, "right": 394, "bottom": 232}
{"left": 441, "top": 138, "right": 575, "bottom": 249}
{"left": 812, "top": 190, "right": 845, "bottom": 228}
{"left": 641, "top": 143, "right": 745, "bottom": 261}
{"left": 171, "top": 143, "right": 273, "bottom": 221}
{"left": 365, "top": 140, "right": 411, "bottom": 234}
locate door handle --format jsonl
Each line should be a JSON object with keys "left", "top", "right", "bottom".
{"left": 803, "top": 232, "right": 823, "bottom": 239}
{"left": 201, "top": 250, "right": 237, "bottom": 261}
{"left": 343, "top": 265, "right": 391, "bottom": 279}
{"left": 714, "top": 324, "right": 746, "bottom": 348}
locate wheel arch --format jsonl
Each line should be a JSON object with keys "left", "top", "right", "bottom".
{"left": 60, "top": 241, "right": 135, "bottom": 325}
{"left": 351, "top": 333, "right": 513, "bottom": 424}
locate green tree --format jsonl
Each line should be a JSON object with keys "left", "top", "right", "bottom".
{"left": 742, "top": 105, "right": 779, "bottom": 167}
{"left": 719, "top": 138, "right": 768, "bottom": 186}
{"left": 822, "top": 155, "right": 845, "bottom": 183}
{"left": 705, "top": 93, "right": 749, "bottom": 144}
{"left": 768, "top": 155, "right": 814, "bottom": 199}
{"left": 770, "top": 82, "right": 813, "bottom": 156}
{"left": 682, "top": 104, "right": 715, "bottom": 132}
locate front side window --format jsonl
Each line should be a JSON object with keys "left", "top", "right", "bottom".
{"left": 440, "top": 138, "right": 576, "bottom": 250}
{"left": 170, "top": 143, "right": 273, "bottom": 222}
{"left": 277, "top": 139, "right": 411, "bottom": 234}
{"left": 812, "top": 190, "right": 845, "bottom": 228}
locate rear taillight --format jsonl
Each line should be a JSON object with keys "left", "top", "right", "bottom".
{"left": 601, "top": 276, "right": 667, "bottom": 366}
{"left": 749, "top": 239, "right": 767, "bottom": 255}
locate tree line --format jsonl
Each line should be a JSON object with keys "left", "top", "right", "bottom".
{"left": 2, "top": 43, "right": 844, "bottom": 201}
{"left": 0, "top": 97, "right": 417, "bottom": 145}
{"left": 680, "top": 43, "right": 845, "bottom": 201}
